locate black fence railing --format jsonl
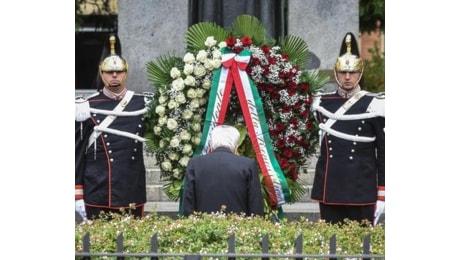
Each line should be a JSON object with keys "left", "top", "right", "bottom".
{"left": 76, "top": 232, "right": 385, "bottom": 259}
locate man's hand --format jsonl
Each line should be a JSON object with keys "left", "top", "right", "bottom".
{"left": 75, "top": 199, "right": 87, "bottom": 221}
{"left": 373, "top": 200, "right": 385, "bottom": 225}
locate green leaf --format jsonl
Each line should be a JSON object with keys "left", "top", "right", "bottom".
{"left": 229, "top": 14, "right": 270, "bottom": 45}
{"left": 146, "top": 55, "right": 182, "bottom": 90}
{"left": 185, "top": 22, "right": 227, "bottom": 52}
{"left": 300, "top": 69, "right": 330, "bottom": 94}
{"left": 278, "top": 34, "right": 309, "bottom": 71}
{"left": 286, "top": 178, "right": 307, "bottom": 203}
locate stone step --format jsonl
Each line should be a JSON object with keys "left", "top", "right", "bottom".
{"left": 145, "top": 201, "right": 321, "bottom": 222}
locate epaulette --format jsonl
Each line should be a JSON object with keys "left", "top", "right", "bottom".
{"left": 135, "top": 91, "right": 155, "bottom": 98}
{"left": 365, "top": 91, "right": 385, "bottom": 99}
{"left": 312, "top": 90, "right": 336, "bottom": 97}
{"left": 75, "top": 92, "right": 99, "bottom": 122}
{"left": 366, "top": 93, "right": 385, "bottom": 117}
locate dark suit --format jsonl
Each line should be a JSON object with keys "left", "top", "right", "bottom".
{"left": 182, "top": 147, "right": 264, "bottom": 217}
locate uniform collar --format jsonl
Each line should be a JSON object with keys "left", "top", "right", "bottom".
{"left": 337, "top": 85, "right": 361, "bottom": 98}
{"left": 103, "top": 87, "right": 128, "bottom": 100}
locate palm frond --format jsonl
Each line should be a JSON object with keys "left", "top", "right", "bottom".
{"left": 146, "top": 55, "right": 182, "bottom": 90}
{"left": 185, "top": 22, "right": 227, "bottom": 52}
{"left": 278, "top": 35, "right": 309, "bottom": 71}
{"left": 229, "top": 15, "right": 269, "bottom": 45}
{"left": 286, "top": 178, "right": 307, "bottom": 203}
{"left": 300, "top": 69, "right": 331, "bottom": 94}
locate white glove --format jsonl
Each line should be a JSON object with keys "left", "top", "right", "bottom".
{"left": 373, "top": 200, "right": 385, "bottom": 225}
{"left": 75, "top": 199, "right": 87, "bottom": 221}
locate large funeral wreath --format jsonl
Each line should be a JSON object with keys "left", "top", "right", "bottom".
{"left": 143, "top": 15, "right": 329, "bottom": 211}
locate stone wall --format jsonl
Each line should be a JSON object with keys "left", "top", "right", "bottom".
{"left": 117, "top": 0, "right": 358, "bottom": 94}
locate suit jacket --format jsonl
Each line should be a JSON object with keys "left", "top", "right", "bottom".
{"left": 75, "top": 91, "right": 147, "bottom": 208}
{"left": 182, "top": 147, "right": 264, "bottom": 217}
{"left": 311, "top": 92, "right": 385, "bottom": 205}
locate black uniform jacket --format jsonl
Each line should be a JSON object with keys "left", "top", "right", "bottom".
{"left": 311, "top": 92, "right": 385, "bottom": 205}
{"left": 75, "top": 91, "right": 147, "bottom": 208}
{"left": 182, "top": 147, "right": 264, "bottom": 217}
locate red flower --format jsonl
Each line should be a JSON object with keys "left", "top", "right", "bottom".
{"left": 281, "top": 53, "right": 289, "bottom": 61}
{"left": 261, "top": 45, "right": 271, "bottom": 54}
{"left": 226, "top": 37, "right": 236, "bottom": 48}
{"left": 276, "top": 139, "right": 286, "bottom": 148}
{"left": 268, "top": 57, "right": 277, "bottom": 65}
{"left": 241, "top": 36, "right": 253, "bottom": 46}
{"left": 282, "top": 148, "right": 292, "bottom": 157}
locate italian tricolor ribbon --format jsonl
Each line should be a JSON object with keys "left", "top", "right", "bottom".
{"left": 194, "top": 48, "right": 291, "bottom": 207}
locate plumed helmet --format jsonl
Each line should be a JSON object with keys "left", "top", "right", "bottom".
{"left": 99, "top": 34, "right": 128, "bottom": 73}
{"left": 334, "top": 32, "right": 363, "bottom": 73}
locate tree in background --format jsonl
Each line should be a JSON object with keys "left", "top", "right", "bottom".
{"left": 359, "top": 0, "right": 385, "bottom": 92}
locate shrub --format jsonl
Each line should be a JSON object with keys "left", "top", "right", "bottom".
{"left": 75, "top": 211, "right": 385, "bottom": 257}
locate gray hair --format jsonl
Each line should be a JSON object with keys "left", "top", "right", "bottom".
{"left": 210, "top": 125, "right": 240, "bottom": 151}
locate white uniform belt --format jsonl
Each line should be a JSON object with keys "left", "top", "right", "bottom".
{"left": 315, "top": 106, "right": 378, "bottom": 120}
{"left": 93, "top": 125, "right": 146, "bottom": 142}
{"left": 320, "top": 90, "right": 368, "bottom": 142}
{"left": 89, "top": 107, "right": 147, "bottom": 116}
{"left": 319, "top": 123, "right": 376, "bottom": 142}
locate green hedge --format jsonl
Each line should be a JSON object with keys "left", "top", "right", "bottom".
{"left": 75, "top": 211, "right": 385, "bottom": 257}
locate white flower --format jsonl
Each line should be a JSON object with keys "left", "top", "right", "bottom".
{"left": 183, "top": 52, "right": 195, "bottom": 64}
{"left": 218, "top": 41, "right": 227, "bottom": 49}
{"left": 153, "top": 126, "right": 162, "bottom": 135}
{"left": 191, "top": 122, "right": 201, "bottom": 131}
{"left": 211, "top": 59, "right": 221, "bottom": 69}
{"left": 172, "top": 78, "right": 185, "bottom": 91}
{"left": 192, "top": 135, "right": 201, "bottom": 145}
{"left": 204, "top": 36, "right": 217, "bottom": 47}
{"left": 195, "top": 88, "right": 206, "bottom": 98}
{"left": 168, "top": 152, "right": 179, "bottom": 161}
{"left": 172, "top": 168, "right": 181, "bottom": 179}
{"left": 190, "top": 98, "right": 200, "bottom": 108}
{"left": 155, "top": 105, "right": 165, "bottom": 116}
{"left": 183, "top": 63, "right": 194, "bottom": 75}
{"left": 167, "top": 118, "right": 178, "bottom": 130}
{"left": 184, "top": 75, "right": 196, "bottom": 86}
{"left": 186, "top": 88, "right": 197, "bottom": 99}
{"left": 158, "top": 116, "right": 168, "bottom": 126}
{"left": 180, "top": 130, "right": 191, "bottom": 141}
{"left": 175, "top": 92, "right": 187, "bottom": 104}
{"left": 170, "top": 67, "right": 181, "bottom": 79}
{"left": 212, "top": 50, "right": 222, "bottom": 59}
{"left": 182, "top": 109, "right": 193, "bottom": 120}
{"left": 201, "top": 80, "right": 211, "bottom": 90}
{"left": 199, "top": 98, "right": 207, "bottom": 106}
{"left": 182, "top": 144, "right": 193, "bottom": 154}
{"left": 196, "top": 50, "right": 208, "bottom": 63}
{"left": 158, "top": 95, "right": 168, "bottom": 104}
{"left": 161, "top": 161, "right": 172, "bottom": 171}
{"left": 203, "top": 59, "right": 214, "bottom": 70}
{"left": 179, "top": 156, "right": 190, "bottom": 167}
{"left": 193, "top": 64, "right": 207, "bottom": 77}
{"left": 192, "top": 114, "right": 202, "bottom": 121}
{"left": 159, "top": 139, "right": 166, "bottom": 148}
{"left": 170, "top": 136, "right": 181, "bottom": 147}
{"left": 168, "top": 100, "right": 179, "bottom": 109}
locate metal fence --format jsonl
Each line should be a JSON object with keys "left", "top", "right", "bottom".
{"left": 76, "top": 232, "right": 385, "bottom": 259}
